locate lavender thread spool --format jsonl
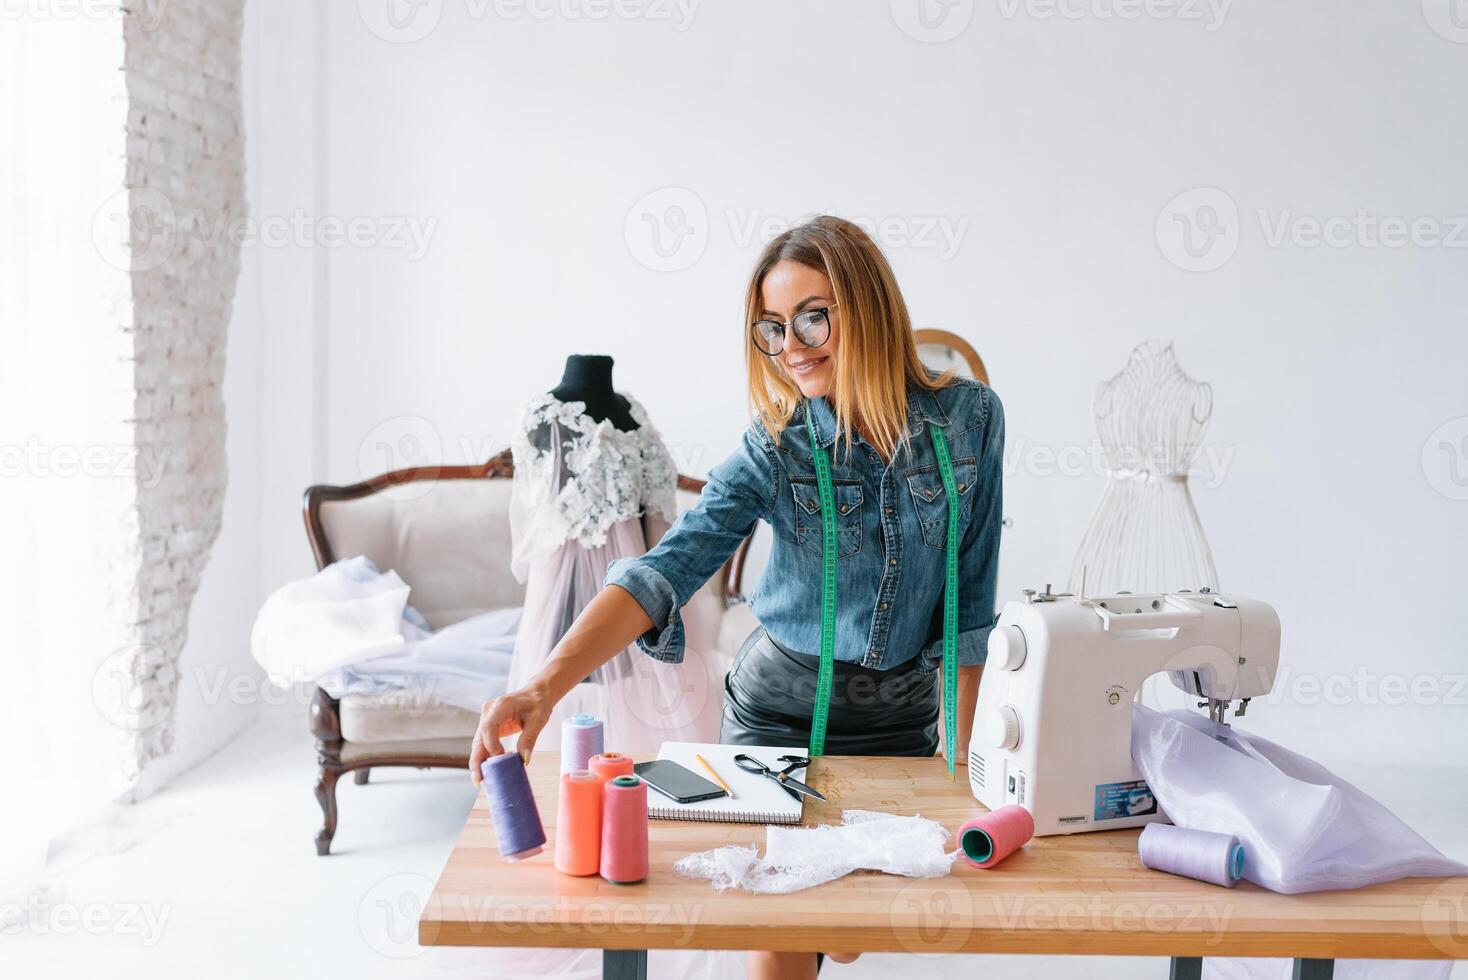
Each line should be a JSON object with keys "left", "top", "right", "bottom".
{"left": 1138, "top": 823, "right": 1245, "bottom": 888}
{"left": 481, "top": 753, "right": 546, "bottom": 861}
{"left": 560, "top": 713, "right": 604, "bottom": 774}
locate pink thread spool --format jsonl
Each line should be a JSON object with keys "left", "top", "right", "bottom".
{"left": 599, "top": 775, "right": 649, "bottom": 885}
{"left": 958, "top": 805, "right": 1034, "bottom": 869}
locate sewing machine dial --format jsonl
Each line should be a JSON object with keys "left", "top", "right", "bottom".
{"left": 988, "top": 704, "right": 1021, "bottom": 750}
{"left": 987, "top": 625, "right": 1027, "bottom": 671}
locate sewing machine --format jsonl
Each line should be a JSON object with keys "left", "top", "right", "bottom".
{"left": 968, "top": 585, "right": 1281, "bottom": 836}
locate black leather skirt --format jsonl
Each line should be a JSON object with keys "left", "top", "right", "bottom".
{"left": 719, "top": 627, "right": 940, "bottom": 757}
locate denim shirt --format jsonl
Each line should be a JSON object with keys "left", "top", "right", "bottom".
{"left": 606, "top": 378, "right": 1004, "bottom": 672}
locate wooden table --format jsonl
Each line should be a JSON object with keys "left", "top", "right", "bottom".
{"left": 420, "top": 754, "right": 1467, "bottom": 979}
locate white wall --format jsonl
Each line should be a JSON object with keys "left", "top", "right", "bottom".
{"left": 249, "top": 0, "right": 1468, "bottom": 767}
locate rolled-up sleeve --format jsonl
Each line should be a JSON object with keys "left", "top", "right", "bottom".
{"left": 935, "top": 386, "right": 1005, "bottom": 667}
{"left": 606, "top": 425, "right": 777, "bottom": 663}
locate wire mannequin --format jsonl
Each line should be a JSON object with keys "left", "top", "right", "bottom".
{"left": 1069, "top": 339, "right": 1218, "bottom": 598}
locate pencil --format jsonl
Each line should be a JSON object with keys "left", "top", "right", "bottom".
{"left": 694, "top": 753, "right": 735, "bottom": 800}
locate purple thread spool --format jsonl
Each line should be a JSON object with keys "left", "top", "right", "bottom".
{"left": 1138, "top": 823, "right": 1245, "bottom": 888}
{"left": 481, "top": 753, "right": 546, "bottom": 861}
{"left": 560, "top": 713, "right": 604, "bottom": 774}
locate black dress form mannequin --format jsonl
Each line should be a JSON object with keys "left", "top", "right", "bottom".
{"left": 550, "top": 354, "right": 638, "bottom": 431}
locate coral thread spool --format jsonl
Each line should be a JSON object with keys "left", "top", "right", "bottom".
{"left": 589, "top": 752, "right": 635, "bottom": 784}
{"left": 554, "top": 770, "right": 603, "bottom": 876}
{"left": 480, "top": 753, "right": 546, "bottom": 862}
{"left": 958, "top": 804, "right": 1034, "bottom": 869}
{"left": 560, "top": 713, "right": 604, "bottom": 774}
{"left": 600, "top": 775, "right": 649, "bottom": 885}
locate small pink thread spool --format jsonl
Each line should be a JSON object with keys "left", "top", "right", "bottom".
{"left": 599, "top": 775, "right": 649, "bottom": 885}
{"left": 958, "top": 804, "right": 1034, "bottom": 869}
{"left": 589, "top": 751, "right": 635, "bottom": 784}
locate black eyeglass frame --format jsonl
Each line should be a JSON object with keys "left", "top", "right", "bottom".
{"left": 750, "top": 303, "right": 838, "bottom": 357}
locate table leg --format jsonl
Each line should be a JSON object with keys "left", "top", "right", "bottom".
{"left": 1169, "top": 956, "right": 1202, "bottom": 980}
{"left": 603, "top": 948, "right": 648, "bottom": 980}
{"left": 1292, "top": 959, "right": 1334, "bottom": 980}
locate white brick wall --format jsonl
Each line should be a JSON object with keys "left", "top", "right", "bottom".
{"left": 121, "top": 0, "right": 245, "bottom": 774}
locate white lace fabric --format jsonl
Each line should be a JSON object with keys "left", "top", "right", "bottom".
{"left": 509, "top": 392, "right": 677, "bottom": 581}
{"left": 675, "top": 810, "right": 957, "bottom": 894}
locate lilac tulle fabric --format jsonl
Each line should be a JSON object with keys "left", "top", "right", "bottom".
{"left": 507, "top": 392, "right": 723, "bottom": 753}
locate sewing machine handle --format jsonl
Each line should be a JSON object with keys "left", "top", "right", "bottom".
{"left": 1089, "top": 596, "right": 1205, "bottom": 632}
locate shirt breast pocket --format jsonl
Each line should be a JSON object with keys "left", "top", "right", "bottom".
{"left": 790, "top": 478, "right": 864, "bottom": 561}
{"left": 905, "top": 456, "right": 978, "bottom": 550}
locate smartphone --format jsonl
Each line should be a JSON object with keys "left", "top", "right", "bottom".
{"left": 632, "top": 760, "right": 727, "bottom": 804}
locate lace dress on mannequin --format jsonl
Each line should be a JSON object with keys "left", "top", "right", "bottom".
{"left": 507, "top": 392, "right": 723, "bottom": 753}
{"left": 1068, "top": 339, "right": 1219, "bottom": 597}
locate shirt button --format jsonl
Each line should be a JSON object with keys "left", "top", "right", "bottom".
{"left": 880, "top": 602, "right": 890, "bottom": 610}
{"left": 888, "top": 558, "right": 897, "bottom": 566}
{"left": 839, "top": 504, "right": 850, "bottom": 514}
{"left": 884, "top": 507, "right": 894, "bottom": 516}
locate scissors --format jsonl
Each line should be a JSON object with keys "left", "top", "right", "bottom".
{"left": 733, "top": 753, "right": 826, "bottom": 802}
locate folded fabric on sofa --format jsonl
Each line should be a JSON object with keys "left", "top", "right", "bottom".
{"left": 251, "top": 555, "right": 517, "bottom": 712}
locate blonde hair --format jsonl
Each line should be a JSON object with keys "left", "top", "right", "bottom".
{"left": 743, "top": 215, "right": 948, "bottom": 460}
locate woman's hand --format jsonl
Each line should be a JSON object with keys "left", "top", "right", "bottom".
{"left": 467, "top": 584, "right": 655, "bottom": 783}
{"left": 470, "top": 682, "right": 553, "bottom": 782}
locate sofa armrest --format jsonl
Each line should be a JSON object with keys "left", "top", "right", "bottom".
{"left": 310, "top": 686, "right": 342, "bottom": 745}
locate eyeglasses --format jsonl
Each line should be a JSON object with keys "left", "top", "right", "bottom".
{"left": 751, "top": 303, "right": 837, "bottom": 357}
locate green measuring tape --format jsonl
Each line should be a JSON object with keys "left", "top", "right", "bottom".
{"left": 806, "top": 416, "right": 839, "bottom": 761}
{"left": 804, "top": 412, "right": 961, "bottom": 778}
{"left": 928, "top": 423, "right": 962, "bottom": 780}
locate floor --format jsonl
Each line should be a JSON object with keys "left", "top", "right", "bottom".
{"left": 6, "top": 717, "right": 1465, "bottom": 980}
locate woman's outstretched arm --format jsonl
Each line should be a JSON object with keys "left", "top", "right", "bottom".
{"left": 472, "top": 425, "right": 777, "bottom": 781}
{"left": 470, "top": 584, "right": 652, "bottom": 779}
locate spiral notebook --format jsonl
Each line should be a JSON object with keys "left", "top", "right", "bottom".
{"left": 645, "top": 742, "right": 808, "bottom": 824}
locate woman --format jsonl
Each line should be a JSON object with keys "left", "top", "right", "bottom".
{"left": 471, "top": 215, "right": 1004, "bottom": 980}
